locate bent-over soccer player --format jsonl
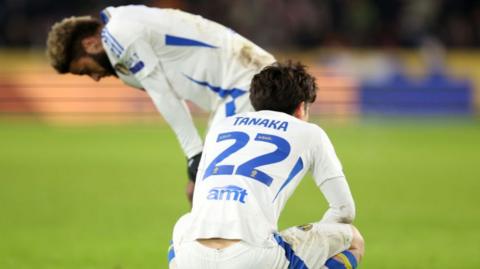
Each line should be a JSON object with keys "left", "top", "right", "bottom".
{"left": 169, "top": 62, "right": 364, "bottom": 269}
{"left": 46, "top": 5, "right": 275, "bottom": 201}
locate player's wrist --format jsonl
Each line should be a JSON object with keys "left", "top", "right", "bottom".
{"left": 187, "top": 152, "right": 202, "bottom": 182}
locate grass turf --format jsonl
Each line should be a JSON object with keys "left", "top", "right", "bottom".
{"left": 0, "top": 119, "right": 479, "bottom": 268}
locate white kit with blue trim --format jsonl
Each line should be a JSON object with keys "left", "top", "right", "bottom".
{"left": 169, "top": 110, "right": 356, "bottom": 268}
{"left": 100, "top": 5, "right": 275, "bottom": 158}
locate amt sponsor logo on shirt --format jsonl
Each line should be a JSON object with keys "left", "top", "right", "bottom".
{"left": 207, "top": 185, "right": 247, "bottom": 203}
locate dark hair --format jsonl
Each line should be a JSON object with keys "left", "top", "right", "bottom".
{"left": 249, "top": 61, "right": 317, "bottom": 115}
{"left": 46, "top": 17, "right": 102, "bottom": 73}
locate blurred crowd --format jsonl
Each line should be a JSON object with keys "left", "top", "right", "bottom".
{"left": 1, "top": 0, "right": 480, "bottom": 49}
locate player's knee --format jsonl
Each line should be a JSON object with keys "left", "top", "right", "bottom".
{"left": 349, "top": 225, "right": 365, "bottom": 261}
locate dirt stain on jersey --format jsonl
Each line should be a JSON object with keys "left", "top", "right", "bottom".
{"left": 238, "top": 44, "right": 273, "bottom": 69}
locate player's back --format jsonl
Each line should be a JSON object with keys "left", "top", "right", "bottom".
{"left": 178, "top": 110, "right": 342, "bottom": 247}
{"left": 102, "top": 5, "right": 274, "bottom": 95}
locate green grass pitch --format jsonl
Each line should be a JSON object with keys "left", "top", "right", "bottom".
{"left": 0, "top": 119, "right": 479, "bottom": 268}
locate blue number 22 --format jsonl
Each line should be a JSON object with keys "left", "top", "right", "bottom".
{"left": 203, "top": 131, "right": 291, "bottom": 186}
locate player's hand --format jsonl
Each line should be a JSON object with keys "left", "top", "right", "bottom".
{"left": 187, "top": 152, "right": 202, "bottom": 182}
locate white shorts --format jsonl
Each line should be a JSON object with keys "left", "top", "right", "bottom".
{"left": 168, "top": 222, "right": 353, "bottom": 269}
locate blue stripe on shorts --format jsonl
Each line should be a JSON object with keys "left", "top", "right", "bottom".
{"left": 274, "top": 234, "right": 309, "bottom": 269}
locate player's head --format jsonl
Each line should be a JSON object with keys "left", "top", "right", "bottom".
{"left": 250, "top": 61, "right": 317, "bottom": 121}
{"left": 46, "top": 16, "right": 115, "bottom": 81}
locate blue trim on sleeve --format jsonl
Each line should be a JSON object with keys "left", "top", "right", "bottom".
{"left": 274, "top": 234, "right": 309, "bottom": 269}
{"left": 103, "top": 29, "right": 124, "bottom": 50}
{"left": 165, "top": 34, "right": 218, "bottom": 48}
{"left": 101, "top": 29, "right": 124, "bottom": 58}
{"left": 100, "top": 10, "right": 109, "bottom": 24}
{"left": 273, "top": 157, "right": 304, "bottom": 202}
{"left": 129, "top": 61, "right": 145, "bottom": 74}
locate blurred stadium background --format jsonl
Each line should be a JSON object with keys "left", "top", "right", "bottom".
{"left": 1, "top": 0, "right": 479, "bottom": 268}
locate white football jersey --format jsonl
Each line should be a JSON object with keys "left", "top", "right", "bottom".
{"left": 100, "top": 5, "right": 275, "bottom": 157}
{"left": 178, "top": 110, "right": 352, "bottom": 247}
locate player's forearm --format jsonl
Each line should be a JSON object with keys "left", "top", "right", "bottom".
{"left": 319, "top": 176, "right": 356, "bottom": 223}
{"left": 172, "top": 122, "right": 203, "bottom": 158}
{"left": 141, "top": 78, "right": 203, "bottom": 158}
{"left": 153, "top": 100, "right": 203, "bottom": 158}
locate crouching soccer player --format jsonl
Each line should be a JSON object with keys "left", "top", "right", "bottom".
{"left": 168, "top": 61, "right": 364, "bottom": 269}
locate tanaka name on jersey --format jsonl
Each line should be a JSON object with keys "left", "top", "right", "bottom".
{"left": 233, "top": 116, "right": 289, "bottom": 131}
